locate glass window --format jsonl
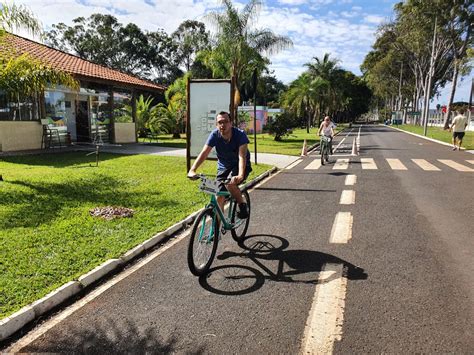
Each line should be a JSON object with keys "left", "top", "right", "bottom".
{"left": 0, "top": 91, "right": 39, "bottom": 121}
{"left": 91, "top": 92, "right": 111, "bottom": 144}
{"left": 44, "top": 91, "right": 67, "bottom": 127}
{"left": 113, "top": 91, "right": 133, "bottom": 123}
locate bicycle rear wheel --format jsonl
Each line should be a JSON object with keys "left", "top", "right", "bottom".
{"left": 188, "top": 207, "right": 219, "bottom": 276}
{"left": 231, "top": 190, "right": 251, "bottom": 242}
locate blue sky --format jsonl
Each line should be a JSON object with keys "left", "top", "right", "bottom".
{"left": 16, "top": 0, "right": 472, "bottom": 105}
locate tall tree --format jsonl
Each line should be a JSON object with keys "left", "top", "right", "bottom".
{"left": 205, "top": 0, "right": 293, "bottom": 119}
{"left": 172, "top": 20, "right": 210, "bottom": 72}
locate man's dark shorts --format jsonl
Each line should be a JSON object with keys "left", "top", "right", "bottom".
{"left": 453, "top": 131, "right": 465, "bottom": 140}
{"left": 216, "top": 167, "right": 252, "bottom": 192}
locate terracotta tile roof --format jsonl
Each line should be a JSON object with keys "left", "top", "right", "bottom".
{"left": 6, "top": 33, "right": 166, "bottom": 93}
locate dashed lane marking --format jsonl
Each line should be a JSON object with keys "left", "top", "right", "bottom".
{"left": 437, "top": 159, "right": 474, "bottom": 172}
{"left": 339, "top": 190, "right": 355, "bottom": 205}
{"left": 345, "top": 174, "right": 357, "bottom": 186}
{"left": 411, "top": 159, "right": 441, "bottom": 171}
{"left": 333, "top": 158, "right": 349, "bottom": 170}
{"left": 300, "top": 263, "right": 347, "bottom": 355}
{"left": 360, "top": 158, "right": 377, "bottom": 170}
{"left": 329, "top": 212, "right": 353, "bottom": 244}
{"left": 386, "top": 158, "right": 407, "bottom": 170}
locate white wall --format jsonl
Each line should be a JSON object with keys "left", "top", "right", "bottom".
{"left": 113, "top": 123, "right": 136, "bottom": 143}
{"left": 0, "top": 121, "right": 42, "bottom": 152}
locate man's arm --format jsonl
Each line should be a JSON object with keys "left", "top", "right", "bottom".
{"left": 230, "top": 143, "right": 248, "bottom": 185}
{"left": 188, "top": 145, "right": 213, "bottom": 177}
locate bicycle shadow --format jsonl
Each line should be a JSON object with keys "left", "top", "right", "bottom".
{"left": 199, "top": 234, "right": 367, "bottom": 295}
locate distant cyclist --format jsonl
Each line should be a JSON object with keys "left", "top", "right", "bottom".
{"left": 318, "top": 116, "right": 335, "bottom": 154}
{"left": 188, "top": 111, "right": 251, "bottom": 218}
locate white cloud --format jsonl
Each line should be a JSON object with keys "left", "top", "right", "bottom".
{"left": 363, "top": 14, "right": 385, "bottom": 25}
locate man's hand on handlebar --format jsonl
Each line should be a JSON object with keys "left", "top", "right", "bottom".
{"left": 229, "top": 175, "right": 244, "bottom": 185}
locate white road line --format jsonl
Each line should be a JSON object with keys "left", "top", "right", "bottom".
{"left": 386, "top": 158, "right": 407, "bottom": 170}
{"left": 333, "top": 137, "right": 346, "bottom": 153}
{"left": 333, "top": 158, "right": 349, "bottom": 170}
{"left": 286, "top": 159, "right": 302, "bottom": 170}
{"left": 437, "top": 159, "right": 474, "bottom": 172}
{"left": 360, "top": 158, "right": 377, "bottom": 170}
{"left": 467, "top": 160, "right": 474, "bottom": 165}
{"left": 345, "top": 174, "right": 357, "bottom": 186}
{"left": 329, "top": 212, "right": 353, "bottom": 244}
{"left": 300, "top": 263, "right": 347, "bottom": 355}
{"left": 411, "top": 159, "right": 441, "bottom": 171}
{"left": 304, "top": 159, "right": 322, "bottom": 170}
{"left": 339, "top": 190, "right": 355, "bottom": 205}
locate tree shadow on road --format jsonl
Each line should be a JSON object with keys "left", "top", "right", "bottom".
{"left": 15, "top": 317, "right": 194, "bottom": 354}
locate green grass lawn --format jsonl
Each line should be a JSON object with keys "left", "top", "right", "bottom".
{"left": 140, "top": 125, "right": 346, "bottom": 156}
{"left": 0, "top": 152, "right": 270, "bottom": 318}
{"left": 395, "top": 124, "right": 474, "bottom": 150}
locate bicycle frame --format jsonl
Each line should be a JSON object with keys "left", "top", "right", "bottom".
{"left": 197, "top": 175, "right": 245, "bottom": 231}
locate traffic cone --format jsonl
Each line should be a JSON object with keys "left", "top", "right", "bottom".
{"left": 301, "top": 139, "right": 308, "bottom": 156}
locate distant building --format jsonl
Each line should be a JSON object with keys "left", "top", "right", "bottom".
{"left": 0, "top": 34, "right": 166, "bottom": 152}
{"left": 237, "top": 105, "right": 283, "bottom": 133}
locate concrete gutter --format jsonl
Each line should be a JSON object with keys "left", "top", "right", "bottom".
{"left": 0, "top": 167, "right": 277, "bottom": 342}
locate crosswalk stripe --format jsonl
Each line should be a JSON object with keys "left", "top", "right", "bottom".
{"left": 466, "top": 160, "right": 474, "bottom": 165}
{"left": 339, "top": 190, "right": 355, "bottom": 205}
{"left": 304, "top": 159, "right": 322, "bottom": 170}
{"left": 285, "top": 159, "right": 302, "bottom": 170}
{"left": 361, "top": 158, "right": 377, "bottom": 170}
{"left": 411, "top": 159, "right": 441, "bottom": 171}
{"left": 437, "top": 159, "right": 474, "bottom": 172}
{"left": 333, "top": 158, "right": 349, "bottom": 170}
{"left": 386, "top": 158, "right": 407, "bottom": 170}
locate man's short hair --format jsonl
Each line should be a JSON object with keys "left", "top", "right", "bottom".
{"left": 217, "top": 111, "right": 232, "bottom": 122}
{"left": 458, "top": 108, "right": 466, "bottom": 115}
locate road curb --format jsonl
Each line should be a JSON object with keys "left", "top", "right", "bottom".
{"left": 0, "top": 167, "right": 277, "bottom": 342}
{"left": 385, "top": 125, "right": 458, "bottom": 148}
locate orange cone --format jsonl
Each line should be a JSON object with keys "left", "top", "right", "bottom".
{"left": 301, "top": 139, "right": 308, "bottom": 156}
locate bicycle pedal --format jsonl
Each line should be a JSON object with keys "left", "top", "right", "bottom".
{"left": 221, "top": 228, "right": 226, "bottom": 235}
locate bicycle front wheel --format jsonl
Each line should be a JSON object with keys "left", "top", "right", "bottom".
{"left": 188, "top": 207, "right": 219, "bottom": 276}
{"left": 231, "top": 190, "right": 251, "bottom": 242}
{"left": 320, "top": 142, "right": 326, "bottom": 165}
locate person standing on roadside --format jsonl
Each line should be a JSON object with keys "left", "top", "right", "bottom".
{"left": 450, "top": 108, "right": 468, "bottom": 151}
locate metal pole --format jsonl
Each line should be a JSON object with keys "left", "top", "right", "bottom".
{"left": 423, "top": 17, "right": 437, "bottom": 136}
{"left": 252, "top": 69, "right": 258, "bottom": 165}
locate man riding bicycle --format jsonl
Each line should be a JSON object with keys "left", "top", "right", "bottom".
{"left": 187, "top": 111, "right": 251, "bottom": 219}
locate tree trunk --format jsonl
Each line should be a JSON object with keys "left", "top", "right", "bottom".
{"left": 443, "top": 61, "right": 459, "bottom": 129}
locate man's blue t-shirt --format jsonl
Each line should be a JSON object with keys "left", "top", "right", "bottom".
{"left": 206, "top": 127, "right": 251, "bottom": 172}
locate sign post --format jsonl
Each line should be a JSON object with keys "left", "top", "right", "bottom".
{"left": 186, "top": 79, "right": 232, "bottom": 172}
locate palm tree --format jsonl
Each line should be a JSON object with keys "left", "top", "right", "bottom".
{"left": 283, "top": 71, "right": 331, "bottom": 132}
{"left": 0, "top": 2, "right": 42, "bottom": 36}
{"left": 205, "top": 0, "right": 293, "bottom": 119}
{"left": 305, "top": 53, "right": 341, "bottom": 123}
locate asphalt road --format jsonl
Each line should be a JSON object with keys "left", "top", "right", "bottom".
{"left": 5, "top": 125, "right": 474, "bottom": 353}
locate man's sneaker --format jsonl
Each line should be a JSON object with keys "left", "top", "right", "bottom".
{"left": 452, "top": 147, "right": 457, "bottom": 151}
{"left": 237, "top": 203, "right": 249, "bottom": 219}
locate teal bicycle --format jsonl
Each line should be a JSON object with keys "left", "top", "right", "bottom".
{"left": 187, "top": 174, "right": 251, "bottom": 276}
